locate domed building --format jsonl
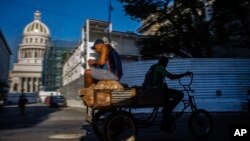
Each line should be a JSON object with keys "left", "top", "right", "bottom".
{"left": 9, "top": 11, "right": 51, "bottom": 93}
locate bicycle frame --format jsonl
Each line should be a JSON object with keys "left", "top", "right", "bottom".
{"left": 174, "top": 73, "right": 198, "bottom": 118}
{"left": 128, "top": 73, "right": 198, "bottom": 127}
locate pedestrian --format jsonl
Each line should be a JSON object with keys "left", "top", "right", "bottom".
{"left": 18, "top": 90, "right": 28, "bottom": 115}
{"left": 50, "top": 93, "right": 54, "bottom": 107}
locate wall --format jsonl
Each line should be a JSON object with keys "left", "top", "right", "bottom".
{"left": 59, "top": 76, "right": 85, "bottom": 108}
{"left": 62, "top": 42, "right": 83, "bottom": 86}
{"left": 120, "top": 58, "right": 250, "bottom": 112}
{"left": 60, "top": 58, "right": 250, "bottom": 112}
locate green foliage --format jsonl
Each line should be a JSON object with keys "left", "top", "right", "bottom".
{"left": 211, "top": 0, "right": 250, "bottom": 46}
{"left": 118, "top": 0, "right": 250, "bottom": 58}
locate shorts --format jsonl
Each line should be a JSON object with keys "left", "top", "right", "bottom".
{"left": 92, "top": 69, "right": 118, "bottom": 80}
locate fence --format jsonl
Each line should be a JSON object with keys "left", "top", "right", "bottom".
{"left": 59, "top": 58, "right": 250, "bottom": 111}
{"left": 120, "top": 58, "right": 250, "bottom": 111}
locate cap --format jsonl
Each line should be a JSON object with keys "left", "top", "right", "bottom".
{"left": 91, "top": 39, "right": 104, "bottom": 50}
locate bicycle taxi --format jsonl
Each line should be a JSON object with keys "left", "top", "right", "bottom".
{"left": 79, "top": 73, "right": 213, "bottom": 141}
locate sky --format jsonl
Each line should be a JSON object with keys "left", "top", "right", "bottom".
{"left": 0, "top": 0, "right": 140, "bottom": 64}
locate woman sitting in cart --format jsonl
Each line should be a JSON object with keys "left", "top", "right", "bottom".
{"left": 149, "top": 56, "right": 191, "bottom": 132}
{"left": 84, "top": 39, "right": 123, "bottom": 88}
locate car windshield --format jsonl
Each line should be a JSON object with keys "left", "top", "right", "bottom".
{"left": 52, "top": 96, "right": 65, "bottom": 100}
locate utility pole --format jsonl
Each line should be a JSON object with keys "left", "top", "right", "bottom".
{"left": 108, "top": 0, "right": 113, "bottom": 44}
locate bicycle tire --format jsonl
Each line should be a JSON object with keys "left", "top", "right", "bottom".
{"left": 92, "top": 109, "right": 113, "bottom": 139}
{"left": 103, "top": 111, "right": 138, "bottom": 141}
{"left": 188, "top": 109, "right": 213, "bottom": 138}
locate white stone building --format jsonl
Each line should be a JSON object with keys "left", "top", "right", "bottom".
{"left": 9, "top": 11, "right": 50, "bottom": 93}
{"left": 62, "top": 19, "right": 140, "bottom": 86}
{"left": 62, "top": 42, "right": 83, "bottom": 86}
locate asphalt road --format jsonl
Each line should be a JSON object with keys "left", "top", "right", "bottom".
{"left": 0, "top": 103, "right": 249, "bottom": 141}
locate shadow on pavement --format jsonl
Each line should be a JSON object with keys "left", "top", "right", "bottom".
{"left": 79, "top": 124, "right": 101, "bottom": 141}
{"left": 0, "top": 103, "right": 61, "bottom": 130}
{"left": 78, "top": 112, "right": 250, "bottom": 141}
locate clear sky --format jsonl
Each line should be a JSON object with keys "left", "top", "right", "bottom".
{"left": 0, "top": 0, "right": 140, "bottom": 64}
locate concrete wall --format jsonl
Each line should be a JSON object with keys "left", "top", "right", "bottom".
{"left": 59, "top": 76, "right": 85, "bottom": 108}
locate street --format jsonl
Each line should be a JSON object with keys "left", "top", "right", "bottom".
{"left": 0, "top": 103, "right": 250, "bottom": 141}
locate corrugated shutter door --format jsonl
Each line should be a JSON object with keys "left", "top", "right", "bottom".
{"left": 120, "top": 58, "right": 250, "bottom": 100}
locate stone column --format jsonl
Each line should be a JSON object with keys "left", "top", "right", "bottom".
{"left": 38, "top": 49, "right": 41, "bottom": 58}
{"left": 19, "top": 77, "right": 23, "bottom": 92}
{"left": 30, "top": 77, "right": 34, "bottom": 92}
{"left": 10, "top": 80, "right": 14, "bottom": 92}
{"left": 18, "top": 49, "right": 21, "bottom": 61}
{"left": 36, "top": 77, "right": 40, "bottom": 92}
{"left": 32, "top": 48, "right": 35, "bottom": 58}
{"left": 28, "top": 78, "right": 31, "bottom": 92}
{"left": 38, "top": 78, "right": 42, "bottom": 91}
{"left": 17, "top": 77, "right": 22, "bottom": 93}
{"left": 33, "top": 78, "right": 36, "bottom": 92}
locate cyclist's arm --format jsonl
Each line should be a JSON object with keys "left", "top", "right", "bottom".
{"left": 166, "top": 73, "right": 187, "bottom": 80}
{"left": 159, "top": 66, "right": 189, "bottom": 80}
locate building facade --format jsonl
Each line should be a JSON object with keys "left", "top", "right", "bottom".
{"left": 0, "top": 30, "right": 12, "bottom": 95}
{"left": 9, "top": 11, "right": 50, "bottom": 93}
{"left": 62, "top": 19, "right": 140, "bottom": 86}
{"left": 59, "top": 19, "right": 140, "bottom": 107}
{"left": 42, "top": 40, "right": 78, "bottom": 91}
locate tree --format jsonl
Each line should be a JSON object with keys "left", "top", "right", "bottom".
{"left": 211, "top": 0, "right": 250, "bottom": 47}
{"left": 118, "top": 0, "right": 250, "bottom": 58}
{"left": 118, "top": 0, "right": 214, "bottom": 57}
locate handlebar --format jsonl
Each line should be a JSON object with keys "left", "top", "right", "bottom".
{"left": 179, "top": 72, "right": 193, "bottom": 86}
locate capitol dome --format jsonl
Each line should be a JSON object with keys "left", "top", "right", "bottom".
{"left": 23, "top": 11, "right": 50, "bottom": 36}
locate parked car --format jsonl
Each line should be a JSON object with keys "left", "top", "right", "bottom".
{"left": 44, "top": 95, "right": 67, "bottom": 107}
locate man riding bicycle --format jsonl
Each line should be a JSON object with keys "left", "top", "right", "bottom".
{"left": 149, "top": 56, "right": 191, "bottom": 132}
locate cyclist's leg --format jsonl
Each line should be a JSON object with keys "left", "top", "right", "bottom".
{"left": 165, "top": 88, "right": 184, "bottom": 111}
{"left": 161, "top": 89, "right": 184, "bottom": 131}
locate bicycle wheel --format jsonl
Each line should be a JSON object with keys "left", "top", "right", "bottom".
{"left": 103, "top": 111, "right": 138, "bottom": 141}
{"left": 92, "top": 109, "right": 113, "bottom": 139}
{"left": 188, "top": 109, "right": 213, "bottom": 138}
